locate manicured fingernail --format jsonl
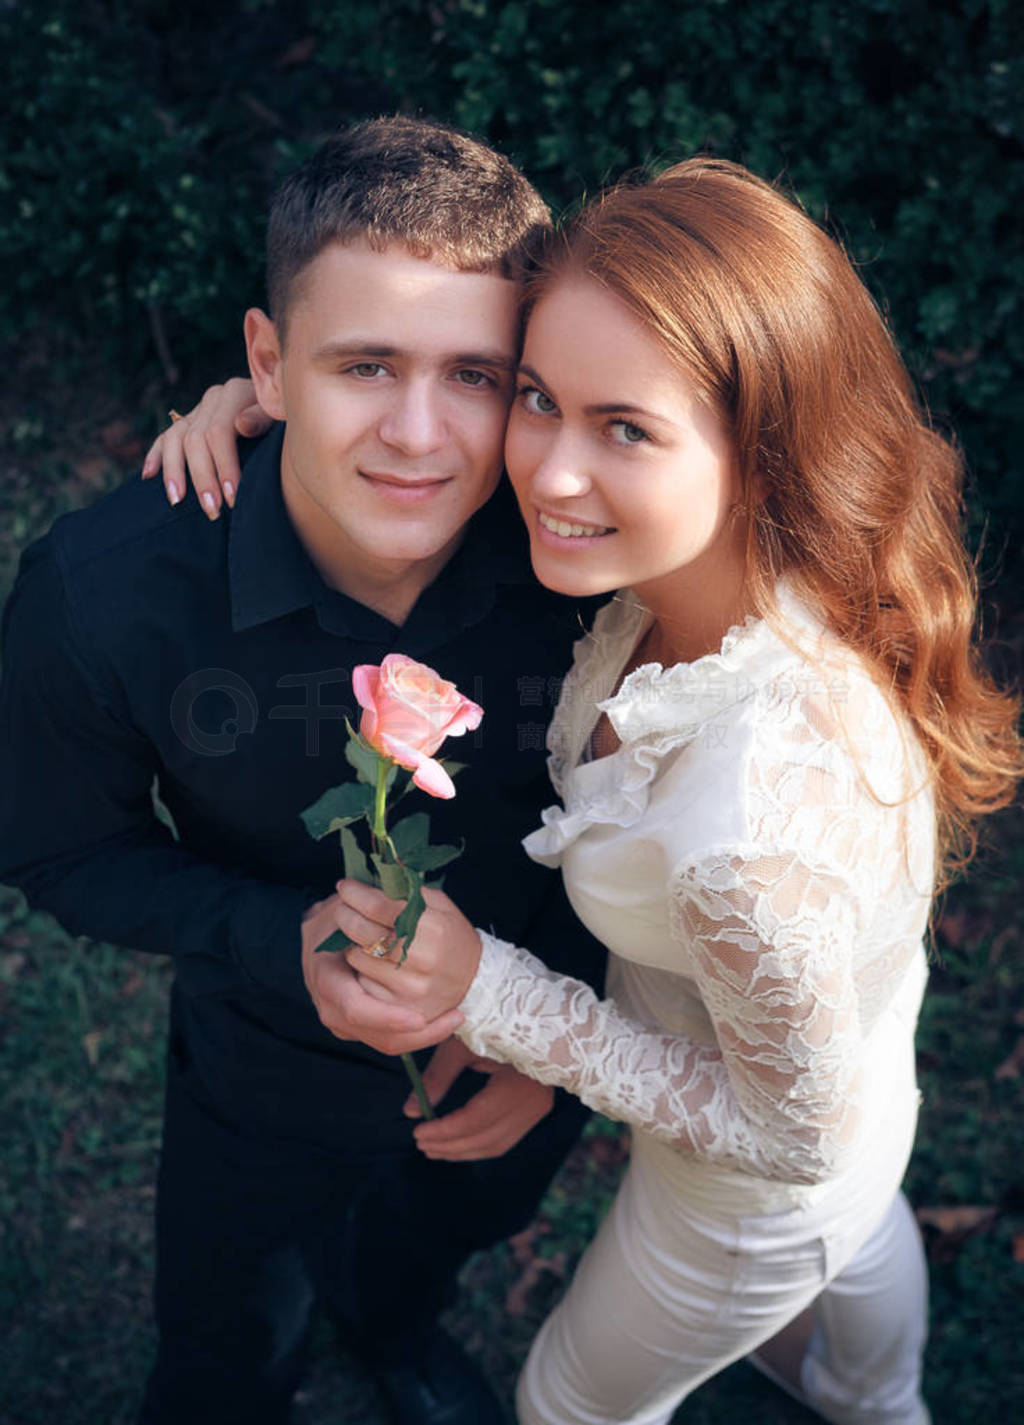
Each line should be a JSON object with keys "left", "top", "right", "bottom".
{"left": 223, "top": 480, "right": 235, "bottom": 506}
{"left": 201, "top": 492, "right": 219, "bottom": 519}
{"left": 142, "top": 458, "right": 154, "bottom": 477}
{"left": 167, "top": 482, "right": 183, "bottom": 506}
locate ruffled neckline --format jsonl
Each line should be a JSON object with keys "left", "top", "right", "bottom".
{"left": 524, "top": 584, "right": 824, "bottom": 865}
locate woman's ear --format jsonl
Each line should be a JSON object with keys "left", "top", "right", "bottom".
{"left": 244, "top": 308, "right": 287, "bottom": 422}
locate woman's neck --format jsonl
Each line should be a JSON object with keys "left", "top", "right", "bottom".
{"left": 632, "top": 550, "right": 751, "bottom": 667}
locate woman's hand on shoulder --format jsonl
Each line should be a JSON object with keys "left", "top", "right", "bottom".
{"left": 141, "top": 377, "right": 271, "bottom": 518}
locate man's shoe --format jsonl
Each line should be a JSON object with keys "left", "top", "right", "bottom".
{"left": 370, "top": 1324, "right": 509, "bottom": 1425}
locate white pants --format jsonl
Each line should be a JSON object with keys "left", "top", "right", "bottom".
{"left": 516, "top": 1129, "right": 928, "bottom": 1425}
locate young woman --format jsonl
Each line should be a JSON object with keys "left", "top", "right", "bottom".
{"left": 153, "top": 160, "right": 1020, "bottom": 1425}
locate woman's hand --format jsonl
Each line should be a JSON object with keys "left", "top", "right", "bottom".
{"left": 337, "top": 880, "right": 483, "bottom": 1021}
{"left": 300, "top": 894, "right": 462, "bottom": 1056}
{"left": 141, "top": 377, "right": 270, "bottom": 517}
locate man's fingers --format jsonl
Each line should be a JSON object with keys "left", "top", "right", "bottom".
{"left": 411, "top": 1069, "right": 553, "bottom": 1159}
{"left": 409, "top": 1037, "right": 471, "bottom": 1114}
{"left": 415, "top": 1098, "right": 494, "bottom": 1147}
{"left": 331, "top": 965, "right": 462, "bottom": 1041}
{"left": 332, "top": 975, "right": 425, "bottom": 1033}
{"left": 412, "top": 1104, "right": 515, "bottom": 1160}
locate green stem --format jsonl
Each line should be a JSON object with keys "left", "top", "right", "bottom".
{"left": 370, "top": 757, "right": 433, "bottom": 1117}
{"left": 401, "top": 1052, "right": 436, "bottom": 1121}
{"left": 371, "top": 757, "right": 390, "bottom": 851}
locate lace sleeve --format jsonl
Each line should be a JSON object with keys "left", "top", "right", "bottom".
{"left": 457, "top": 849, "right": 865, "bottom": 1184}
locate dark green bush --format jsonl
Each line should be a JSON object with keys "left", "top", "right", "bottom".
{"left": 4, "top": 0, "right": 1022, "bottom": 540}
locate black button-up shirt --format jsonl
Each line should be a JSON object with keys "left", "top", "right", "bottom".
{"left": 0, "top": 427, "right": 605, "bottom": 1150}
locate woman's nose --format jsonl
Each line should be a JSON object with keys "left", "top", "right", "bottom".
{"left": 528, "top": 434, "right": 593, "bottom": 501}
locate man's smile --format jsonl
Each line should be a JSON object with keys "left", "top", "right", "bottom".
{"left": 360, "top": 469, "right": 454, "bottom": 504}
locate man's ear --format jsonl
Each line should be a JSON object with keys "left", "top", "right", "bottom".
{"left": 244, "top": 308, "right": 287, "bottom": 422}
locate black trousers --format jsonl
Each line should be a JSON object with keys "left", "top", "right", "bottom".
{"left": 138, "top": 1049, "right": 589, "bottom": 1425}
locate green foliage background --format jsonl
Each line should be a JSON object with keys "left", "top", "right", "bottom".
{"left": 3, "top": 0, "right": 1023, "bottom": 545}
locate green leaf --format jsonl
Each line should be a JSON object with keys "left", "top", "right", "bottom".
{"left": 339, "top": 825, "right": 373, "bottom": 885}
{"left": 392, "top": 878, "right": 427, "bottom": 963}
{"left": 344, "top": 719, "right": 398, "bottom": 790}
{"left": 403, "top": 840, "right": 464, "bottom": 874}
{"left": 390, "top": 812, "right": 430, "bottom": 859}
{"left": 371, "top": 854, "right": 414, "bottom": 902}
{"left": 300, "top": 782, "right": 373, "bottom": 840}
{"left": 314, "top": 927, "right": 354, "bottom": 954}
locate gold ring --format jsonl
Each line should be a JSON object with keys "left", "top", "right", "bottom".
{"left": 168, "top": 409, "right": 183, "bottom": 423}
{"left": 368, "top": 936, "right": 395, "bottom": 959}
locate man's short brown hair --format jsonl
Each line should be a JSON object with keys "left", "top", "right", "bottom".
{"left": 266, "top": 115, "right": 550, "bottom": 327}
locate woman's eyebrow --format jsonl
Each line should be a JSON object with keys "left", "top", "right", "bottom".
{"left": 517, "top": 361, "right": 548, "bottom": 386}
{"left": 518, "top": 362, "right": 667, "bottom": 421}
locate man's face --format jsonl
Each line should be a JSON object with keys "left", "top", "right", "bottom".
{"left": 246, "top": 240, "right": 520, "bottom": 610}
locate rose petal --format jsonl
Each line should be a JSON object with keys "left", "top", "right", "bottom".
{"left": 379, "top": 653, "right": 419, "bottom": 676}
{"left": 378, "top": 700, "right": 438, "bottom": 753}
{"left": 440, "top": 698, "right": 484, "bottom": 738}
{"left": 357, "top": 655, "right": 483, "bottom": 767}
{"left": 376, "top": 732, "right": 426, "bottom": 772}
{"left": 411, "top": 755, "right": 457, "bottom": 800}
{"left": 359, "top": 706, "right": 380, "bottom": 746}
{"left": 351, "top": 664, "right": 381, "bottom": 713}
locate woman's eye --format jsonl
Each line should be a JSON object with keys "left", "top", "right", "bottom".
{"left": 609, "top": 419, "right": 649, "bottom": 445}
{"left": 518, "top": 385, "right": 557, "bottom": 416}
{"left": 347, "top": 362, "right": 387, "bottom": 379}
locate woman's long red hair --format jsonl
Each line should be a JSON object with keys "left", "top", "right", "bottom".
{"left": 529, "top": 159, "right": 1020, "bottom": 884}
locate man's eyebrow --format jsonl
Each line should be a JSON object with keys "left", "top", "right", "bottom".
{"left": 517, "top": 362, "right": 668, "bottom": 421}
{"left": 312, "top": 341, "right": 400, "bottom": 362}
{"left": 313, "top": 340, "right": 515, "bottom": 369}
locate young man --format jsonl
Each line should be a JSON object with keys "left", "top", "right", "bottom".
{"left": 0, "top": 118, "right": 605, "bottom": 1425}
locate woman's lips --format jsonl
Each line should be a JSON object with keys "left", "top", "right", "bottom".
{"left": 536, "top": 509, "right": 613, "bottom": 543}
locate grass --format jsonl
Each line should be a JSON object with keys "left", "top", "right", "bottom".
{"left": 1, "top": 414, "right": 1022, "bottom": 1422}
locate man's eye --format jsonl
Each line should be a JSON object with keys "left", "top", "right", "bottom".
{"left": 455, "top": 369, "right": 493, "bottom": 387}
{"left": 347, "top": 362, "right": 387, "bottom": 379}
{"left": 518, "top": 386, "right": 557, "bottom": 416}
{"left": 609, "top": 419, "right": 649, "bottom": 445}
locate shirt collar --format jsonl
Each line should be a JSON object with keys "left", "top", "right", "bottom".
{"left": 228, "top": 424, "right": 535, "bottom": 638}
{"left": 228, "top": 425, "right": 320, "bottom": 632}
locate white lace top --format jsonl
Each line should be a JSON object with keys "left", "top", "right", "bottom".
{"left": 458, "top": 588, "right": 933, "bottom": 1186}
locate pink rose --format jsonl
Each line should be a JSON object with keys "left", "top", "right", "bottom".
{"left": 351, "top": 654, "right": 483, "bottom": 799}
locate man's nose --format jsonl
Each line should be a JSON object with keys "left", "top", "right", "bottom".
{"left": 378, "top": 381, "right": 446, "bottom": 456}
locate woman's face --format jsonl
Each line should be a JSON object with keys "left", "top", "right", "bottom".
{"left": 504, "top": 277, "right": 745, "bottom": 613}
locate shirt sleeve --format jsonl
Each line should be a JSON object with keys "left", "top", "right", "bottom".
{"left": 456, "top": 845, "right": 865, "bottom": 1184}
{"left": 0, "top": 536, "right": 312, "bottom": 1004}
